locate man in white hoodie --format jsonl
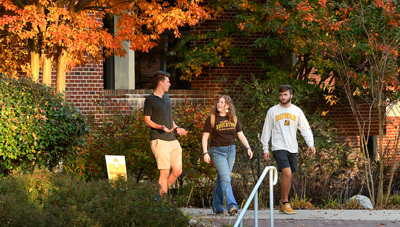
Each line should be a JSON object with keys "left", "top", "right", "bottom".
{"left": 261, "top": 84, "right": 316, "bottom": 214}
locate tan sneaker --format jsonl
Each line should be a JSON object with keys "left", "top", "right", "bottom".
{"left": 279, "top": 203, "right": 296, "bottom": 214}
{"left": 228, "top": 206, "right": 237, "bottom": 216}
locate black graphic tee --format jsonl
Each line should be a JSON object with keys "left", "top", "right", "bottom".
{"left": 203, "top": 115, "right": 242, "bottom": 147}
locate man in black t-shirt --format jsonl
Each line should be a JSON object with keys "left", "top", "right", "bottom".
{"left": 144, "top": 71, "right": 187, "bottom": 197}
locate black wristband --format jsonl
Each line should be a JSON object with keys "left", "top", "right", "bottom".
{"left": 174, "top": 126, "right": 179, "bottom": 131}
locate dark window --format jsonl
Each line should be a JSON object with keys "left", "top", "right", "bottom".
{"left": 103, "top": 14, "right": 190, "bottom": 90}
{"left": 364, "top": 135, "right": 377, "bottom": 161}
{"left": 135, "top": 31, "right": 190, "bottom": 89}
{"left": 103, "top": 14, "right": 115, "bottom": 89}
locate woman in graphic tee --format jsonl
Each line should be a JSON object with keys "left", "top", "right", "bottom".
{"left": 202, "top": 95, "right": 253, "bottom": 216}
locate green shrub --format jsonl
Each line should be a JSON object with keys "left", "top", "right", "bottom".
{"left": 74, "top": 110, "right": 156, "bottom": 181}
{"left": 387, "top": 193, "right": 400, "bottom": 207}
{"left": 0, "top": 75, "right": 88, "bottom": 175}
{"left": 0, "top": 169, "right": 189, "bottom": 227}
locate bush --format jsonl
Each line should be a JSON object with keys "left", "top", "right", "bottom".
{"left": 387, "top": 193, "right": 400, "bottom": 208}
{"left": 0, "top": 169, "right": 189, "bottom": 227}
{"left": 74, "top": 110, "right": 156, "bottom": 181}
{"left": 0, "top": 75, "right": 88, "bottom": 175}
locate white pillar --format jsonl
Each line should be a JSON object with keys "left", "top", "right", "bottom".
{"left": 115, "top": 41, "right": 135, "bottom": 89}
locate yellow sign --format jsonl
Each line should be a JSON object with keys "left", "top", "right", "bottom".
{"left": 105, "top": 155, "right": 127, "bottom": 180}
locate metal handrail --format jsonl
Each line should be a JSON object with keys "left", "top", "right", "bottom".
{"left": 234, "top": 166, "right": 278, "bottom": 227}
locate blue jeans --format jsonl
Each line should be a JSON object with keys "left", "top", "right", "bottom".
{"left": 210, "top": 145, "right": 238, "bottom": 213}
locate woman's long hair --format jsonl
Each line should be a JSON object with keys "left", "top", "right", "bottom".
{"left": 211, "top": 95, "right": 237, "bottom": 122}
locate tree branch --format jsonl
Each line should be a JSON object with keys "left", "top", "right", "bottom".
{"left": 11, "top": 0, "right": 26, "bottom": 9}
{"left": 74, "top": 0, "right": 94, "bottom": 12}
{"left": 81, "top": 0, "right": 137, "bottom": 11}
{"left": 68, "top": 0, "right": 77, "bottom": 18}
{"left": 83, "top": 6, "right": 113, "bottom": 10}
{"left": 55, "top": 0, "right": 70, "bottom": 7}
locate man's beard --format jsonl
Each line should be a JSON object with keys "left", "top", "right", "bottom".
{"left": 280, "top": 97, "right": 291, "bottom": 105}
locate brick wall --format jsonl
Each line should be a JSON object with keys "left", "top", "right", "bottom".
{"left": 38, "top": 61, "right": 104, "bottom": 116}
{"left": 325, "top": 100, "right": 400, "bottom": 170}
{"left": 190, "top": 6, "right": 264, "bottom": 100}
{"left": 101, "top": 89, "right": 215, "bottom": 116}
{"left": 325, "top": 101, "right": 381, "bottom": 136}
{"left": 38, "top": 62, "right": 215, "bottom": 117}
{"left": 337, "top": 119, "right": 399, "bottom": 171}
{"left": 380, "top": 117, "right": 400, "bottom": 167}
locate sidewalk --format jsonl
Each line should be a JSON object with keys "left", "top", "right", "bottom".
{"left": 183, "top": 208, "right": 400, "bottom": 226}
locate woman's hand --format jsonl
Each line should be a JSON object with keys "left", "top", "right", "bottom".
{"left": 237, "top": 132, "right": 252, "bottom": 159}
{"left": 247, "top": 148, "right": 253, "bottom": 159}
{"left": 204, "top": 153, "right": 211, "bottom": 163}
{"left": 202, "top": 133, "right": 210, "bottom": 163}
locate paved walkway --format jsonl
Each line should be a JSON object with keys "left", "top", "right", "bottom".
{"left": 183, "top": 208, "right": 400, "bottom": 226}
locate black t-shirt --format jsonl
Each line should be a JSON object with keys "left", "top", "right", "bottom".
{"left": 144, "top": 93, "right": 176, "bottom": 141}
{"left": 203, "top": 115, "right": 242, "bottom": 147}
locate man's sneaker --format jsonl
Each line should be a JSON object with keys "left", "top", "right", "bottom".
{"left": 279, "top": 203, "right": 296, "bottom": 214}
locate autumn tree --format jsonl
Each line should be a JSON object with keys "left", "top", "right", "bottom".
{"left": 0, "top": 0, "right": 211, "bottom": 92}
{"left": 310, "top": 0, "right": 400, "bottom": 206}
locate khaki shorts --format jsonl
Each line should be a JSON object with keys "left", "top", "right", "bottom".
{"left": 150, "top": 139, "right": 182, "bottom": 170}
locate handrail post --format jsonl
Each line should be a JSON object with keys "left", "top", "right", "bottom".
{"left": 255, "top": 188, "right": 258, "bottom": 227}
{"left": 269, "top": 169, "right": 274, "bottom": 226}
{"left": 234, "top": 166, "right": 277, "bottom": 227}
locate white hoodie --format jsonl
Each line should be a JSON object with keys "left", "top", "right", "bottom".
{"left": 261, "top": 104, "right": 314, "bottom": 154}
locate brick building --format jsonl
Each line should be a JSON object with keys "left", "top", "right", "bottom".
{"left": 39, "top": 6, "right": 265, "bottom": 117}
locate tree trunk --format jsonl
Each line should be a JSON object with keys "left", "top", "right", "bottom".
{"left": 30, "top": 4, "right": 46, "bottom": 83}
{"left": 43, "top": 55, "right": 52, "bottom": 85}
{"left": 56, "top": 50, "right": 67, "bottom": 94}
{"left": 339, "top": 69, "right": 375, "bottom": 205}
{"left": 29, "top": 39, "right": 40, "bottom": 82}
{"left": 42, "top": 4, "right": 59, "bottom": 86}
{"left": 376, "top": 96, "right": 385, "bottom": 206}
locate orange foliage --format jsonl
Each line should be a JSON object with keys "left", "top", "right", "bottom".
{"left": 0, "top": 0, "right": 211, "bottom": 89}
